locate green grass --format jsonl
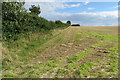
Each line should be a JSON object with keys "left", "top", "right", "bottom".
{"left": 107, "top": 47, "right": 118, "bottom": 73}
{"left": 54, "top": 49, "right": 94, "bottom": 77}
{"left": 66, "top": 63, "right": 76, "bottom": 70}
{"left": 83, "top": 31, "right": 118, "bottom": 47}
{"left": 108, "top": 66, "right": 118, "bottom": 72}
{"left": 76, "top": 62, "right": 97, "bottom": 77}
{"left": 97, "top": 71, "right": 107, "bottom": 77}
{"left": 107, "top": 52, "right": 118, "bottom": 59}
{"left": 57, "top": 68, "right": 68, "bottom": 76}
{"left": 107, "top": 59, "right": 118, "bottom": 72}
{"left": 67, "top": 49, "right": 92, "bottom": 63}
{"left": 109, "top": 47, "right": 118, "bottom": 52}
{"left": 54, "top": 36, "right": 63, "bottom": 43}
{"left": 4, "top": 72, "right": 17, "bottom": 78}
{"left": 16, "top": 59, "right": 60, "bottom": 77}
{"left": 108, "top": 73, "right": 118, "bottom": 77}
{"left": 45, "top": 60, "right": 59, "bottom": 68}
{"left": 17, "top": 34, "right": 56, "bottom": 57}
{"left": 72, "top": 32, "right": 83, "bottom": 43}
{"left": 2, "top": 29, "right": 65, "bottom": 78}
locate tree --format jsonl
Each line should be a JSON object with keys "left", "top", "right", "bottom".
{"left": 2, "top": 2, "right": 25, "bottom": 21}
{"left": 2, "top": 2, "right": 25, "bottom": 40}
{"left": 66, "top": 20, "right": 71, "bottom": 25}
{"left": 29, "top": 5, "right": 41, "bottom": 16}
{"left": 2, "top": 2, "right": 69, "bottom": 41}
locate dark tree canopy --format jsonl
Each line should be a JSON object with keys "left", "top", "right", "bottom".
{"left": 66, "top": 20, "right": 71, "bottom": 25}
{"left": 29, "top": 5, "right": 41, "bottom": 16}
{"left": 55, "top": 20, "right": 63, "bottom": 24}
{"left": 71, "top": 24, "right": 80, "bottom": 26}
{"left": 2, "top": 2, "right": 26, "bottom": 40}
{"left": 2, "top": 2, "right": 25, "bottom": 21}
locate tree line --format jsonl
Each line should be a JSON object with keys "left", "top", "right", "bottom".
{"left": 2, "top": 2, "right": 71, "bottom": 41}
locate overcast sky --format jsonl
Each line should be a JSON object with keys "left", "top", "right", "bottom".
{"left": 24, "top": 2, "right": 119, "bottom": 26}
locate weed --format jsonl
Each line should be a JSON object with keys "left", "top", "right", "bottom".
{"left": 108, "top": 73, "right": 118, "bottom": 77}
{"left": 107, "top": 59, "right": 118, "bottom": 72}
{"left": 57, "top": 68, "right": 68, "bottom": 76}
{"left": 67, "top": 49, "right": 92, "bottom": 63}
{"left": 108, "top": 65, "right": 118, "bottom": 72}
{"left": 97, "top": 71, "right": 107, "bottom": 77}
{"left": 77, "top": 62, "right": 96, "bottom": 77}
{"left": 107, "top": 53, "right": 118, "bottom": 58}
{"left": 4, "top": 72, "right": 17, "bottom": 78}
{"left": 66, "top": 63, "right": 76, "bottom": 70}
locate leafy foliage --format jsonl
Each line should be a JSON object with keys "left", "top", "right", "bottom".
{"left": 2, "top": 2, "right": 69, "bottom": 41}
{"left": 29, "top": 5, "right": 41, "bottom": 16}
{"left": 2, "top": 2, "right": 26, "bottom": 41}
{"left": 66, "top": 20, "right": 71, "bottom": 25}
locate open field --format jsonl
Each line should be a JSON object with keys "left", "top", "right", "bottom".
{"left": 2, "top": 26, "right": 118, "bottom": 78}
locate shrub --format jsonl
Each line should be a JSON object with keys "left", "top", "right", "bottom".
{"left": 2, "top": 2, "right": 69, "bottom": 41}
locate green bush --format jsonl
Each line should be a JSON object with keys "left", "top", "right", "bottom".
{"left": 2, "top": 2, "right": 69, "bottom": 41}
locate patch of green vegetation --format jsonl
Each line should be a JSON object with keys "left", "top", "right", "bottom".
{"left": 54, "top": 36, "right": 63, "bottom": 43}
{"left": 57, "top": 48, "right": 94, "bottom": 77}
{"left": 3, "top": 59, "right": 60, "bottom": 78}
{"left": 66, "top": 63, "right": 76, "bottom": 70}
{"left": 108, "top": 72, "right": 118, "bottom": 77}
{"left": 107, "top": 59, "right": 118, "bottom": 72}
{"left": 68, "top": 55, "right": 80, "bottom": 63}
{"left": 4, "top": 72, "right": 17, "bottom": 78}
{"left": 109, "top": 47, "right": 118, "bottom": 55}
{"left": 67, "top": 49, "right": 92, "bottom": 63}
{"left": 63, "top": 32, "right": 118, "bottom": 78}
{"left": 90, "top": 32, "right": 117, "bottom": 41}
{"left": 3, "top": 33, "right": 56, "bottom": 69}
{"left": 42, "top": 67, "right": 53, "bottom": 72}
{"left": 107, "top": 52, "right": 118, "bottom": 58}
{"left": 97, "top": 71, "right": 107, "bottom": 77}
{"left": 57, "top": 68, "right": 68, "bottom": 76}
{"left": 37, "top": 36, "right": 62, "bottom": 54}
{"left": 5, "top": 32, "right": 61, "bottom": 63}
{"left": 45, "top": 60, "right": 59, "bottom": 68}
{"left": 84, "top": 31, "right": 118, "bottom": 47}
{"left": 109, "top": 47, "right": 118, "bottom": 51}
{"left": 73, "top": 32, "right": 83, "bottom": 43}
{"left": 38, "top": 60, "right": 60, "bottom": 69}
{"left": 28, "top": 74, "right": 39, "bottom": 78}
{"left": 77, "top": 62, "right": 97, "bottom": 77}
{"left": 8, "top": 60, "right": 60, "bottom": 78}
{"left": 106, "top": 47, "right": 118, "bottom": 74}
{"left": 91, "top": 41, "right": 104, "bottom": 47}
{"left": 20, "top": 69, "right": 31, "bottom": 75}
{"left": 53, "top": 78, "right": 63, "bottom": 80}
{"left": 26, "top": 65, "right": 39, "bottom": 69}
{"left": 108, "top": 66, "right": 118, "bottom": 72}
{"left": 37, "top": 60, "right": 60, "bottom": 75}
{"left": 17, "top": 34, "right": 53, "bottom": 57}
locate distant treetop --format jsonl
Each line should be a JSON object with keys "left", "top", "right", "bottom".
{"left": 29, "top": 5, "right": 41, "bottom": 16}
{"left": 66, "top": 21, "right": 71, "bottom": 25}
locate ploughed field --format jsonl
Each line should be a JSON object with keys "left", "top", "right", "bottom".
{"left": 2, "top": 26, "right": 118, "bottom": 78}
